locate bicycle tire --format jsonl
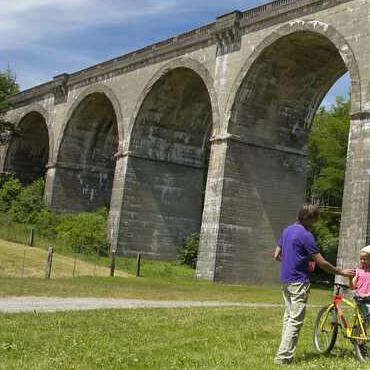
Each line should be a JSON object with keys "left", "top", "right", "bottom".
{"left": 313, "top": 305, "right": 338, "bottom": 353}
{"left": 354, "top": 317, "right": 370, "bottom": 362}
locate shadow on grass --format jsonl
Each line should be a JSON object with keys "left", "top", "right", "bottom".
{"left": 295, "top": 347, "right": 355, "bottom": 364}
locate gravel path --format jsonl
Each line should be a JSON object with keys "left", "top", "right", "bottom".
{"left": 0, "top": 297, "right": 284, "bottom": 314}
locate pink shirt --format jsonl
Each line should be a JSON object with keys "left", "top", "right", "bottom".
{"left": 354, "top": 268, "right": 370, "bottom": 296}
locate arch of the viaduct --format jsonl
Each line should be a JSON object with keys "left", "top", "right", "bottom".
{"left": 196, "top": 20, "right": 362, "bottom": 283}
{"left": 126, "top": 57, "right": 220, "bottom": 143}
{"left": 48, "top": 84, "right": 122, "bottom": 212}
{"left": 225, "top": 20, "right": 361, "bottom": 123}
{"left": 4, "top": 105, "right": 52, "bottom": 185}
{"left": 114, "top": 57, "right": 219, "bottom": 260}
{"left": 55, "top": 84, "right": 124, "bottom": 158}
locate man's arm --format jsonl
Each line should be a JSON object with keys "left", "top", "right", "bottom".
{"left": 313, "top": 253, "right": 355, "bottom": 277}
{"left": 273, "top": 246, "right": 282, "bottom": 261}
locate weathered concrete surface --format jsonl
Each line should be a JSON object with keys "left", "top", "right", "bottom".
{"left": 49, "top": 92, "right": 118, "bottom": 212}
{"left": 2, "top": 0, "right": 370, "bottom": 283}
{"left": 117, "top": 68, "right": 211, "bottom": 259}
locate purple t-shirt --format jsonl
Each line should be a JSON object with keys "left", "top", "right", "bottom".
{"left": 278, "top": 223, "right": 319, "bottom": 283}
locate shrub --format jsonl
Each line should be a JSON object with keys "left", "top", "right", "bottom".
{"left": 34, "top": 208, "right": 61, "bottom": 239}
{"left": 0, "top": 177, "right": 22, "bottom": 212}
{"left": 312, "top": 215, "right": 339, "bottom": 265}
{"left": 8, "top": 179, "right": 45, "bottom": 223}
{"left": 177, "top": 233, "right": 200, "bottom": 269}
{"left": 55, "top": 208, "right": 109, "bottom": 256}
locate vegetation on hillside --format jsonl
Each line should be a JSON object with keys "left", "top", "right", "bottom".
{"left": 0, "top": 69, "right": 19, "bottom": 142}
{"left": 0, "top": 178, "right": 110, "bottom": 256}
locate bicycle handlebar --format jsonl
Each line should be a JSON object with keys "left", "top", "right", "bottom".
{"left": 334, "top": 282, "right": 350, "bottom": 289}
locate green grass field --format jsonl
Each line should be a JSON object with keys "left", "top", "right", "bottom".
{"left": 0, "top": 307, "right": 367, "bottom": 370}
{"left": 2, "top": 238, "right": 361, "bottom": 369}
{"left": 0, "top": 276, "right": 333, "bottom": 305}
{"left": 0, "top": 239, "right": 332, "bottom": 304}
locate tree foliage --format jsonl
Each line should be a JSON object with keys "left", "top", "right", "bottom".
{"left": 306, "top": 97, "right": 350, "bottom": 274}
{"left": 0, "top": 69, "right": 19, "bottom": 140}
{"left": 0, "top": 177, "right": 22, "bottom": 212}
{"left": 307, "top": 97, "right": 350, "bottom": 207}
{"left": 55, "top": 208, "right": 109, "bottom": 256}
{"left": 8, "top": 179, "right": 45, "bottom": 224}
{"left": 177, "top": 233, "right": 199, "bottom": 269}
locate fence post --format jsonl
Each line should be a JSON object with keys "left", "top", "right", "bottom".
{"left": 28, "top": 228, "right": 35, "bottom": 247}
{"left": 94, "top": 246, "right": 100, "bottom": 276}
{"left": 44, "top": 246, "right": 54, "bottom": 280}
{"left": 136, "top": 252, "right": 142, "bottom": 277}
{"left": 20, "top": 249, "right": 26, "bottom": 278}
{"left": 72, "top": 247, "right": 78, "bottom": 278}
{"left": 110, "top": 250, "right": 116, "bottom": 277}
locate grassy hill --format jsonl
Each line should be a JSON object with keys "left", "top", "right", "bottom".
{"left": 0, "top": 239, "right": 128, "bottom": 279}
{"left": 0, "top": 239, "right": 333, "bottom": 305}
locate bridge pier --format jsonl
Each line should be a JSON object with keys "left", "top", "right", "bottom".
{"left": 197, "top": 134, "right": 307, "bottom": 283}
{"left": 337, "top": 113, "right": 370, "bottom": 271}
{"left": 107, "top": 153, "right": 129, "bottom": 252}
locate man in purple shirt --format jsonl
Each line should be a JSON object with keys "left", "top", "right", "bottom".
{"left": 273, "top": 203, "right": 354, "bottom": 365}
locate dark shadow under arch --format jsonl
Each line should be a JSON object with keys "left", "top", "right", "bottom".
{"left": 52, "top": 92, "right": 119, "bottom": 212}
{"left": 118, "top": 67, "right": 213, "bottom": 259}
{"left": 5, "top": 111, "right": 49, "bottom": 184}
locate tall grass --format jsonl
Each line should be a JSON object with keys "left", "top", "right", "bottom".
{"left": 0, "top": 214, "right": 31, "bottom": 245}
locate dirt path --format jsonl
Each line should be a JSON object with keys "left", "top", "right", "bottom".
{"left": 0, "top": 297, "right": 284, "bottom": 314}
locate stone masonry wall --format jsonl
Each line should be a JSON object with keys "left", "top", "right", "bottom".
{"left": 2, "top": 0, "right": 370, "bottom": 283}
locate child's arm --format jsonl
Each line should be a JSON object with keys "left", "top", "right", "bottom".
{"left": 273, "top": 246, "right": 282, "bottom": 261}
{"left": 350, "top": 275, "right": 357, "bottom": 290}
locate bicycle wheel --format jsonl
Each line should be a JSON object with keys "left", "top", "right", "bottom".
{"left": 354, "top": 317, "right": 370, "bottom": 362}
{"left": 314, "top": 305, "right": 338, "bottom": 353}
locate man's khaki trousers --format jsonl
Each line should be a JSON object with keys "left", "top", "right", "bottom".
{"left": 275, "top": 282, "right": 310, "bottom": 363}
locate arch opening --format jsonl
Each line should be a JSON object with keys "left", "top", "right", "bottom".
{"left": 5, "top": 111, "right": 49, "bottom": 184}
{"left": 223, "top": 30, "right": 351, "bottom": 282}
{"left": 120, "top": 67, "right": 212, "bottom": 259}
{"left": 54, "top": 92, "right": 118, "bottom": 212}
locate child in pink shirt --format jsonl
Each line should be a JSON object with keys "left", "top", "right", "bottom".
{"left": 352, "top": 245, "right": 370, "bottom": 318}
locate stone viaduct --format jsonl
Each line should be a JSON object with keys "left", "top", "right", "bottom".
{"left": 1, "top": 0, "right": 370, "bottom": 283}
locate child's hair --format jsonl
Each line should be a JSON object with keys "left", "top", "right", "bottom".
{"left": 360, "top": 245, "right": 370, "bottom": 254}
{"left": 297, "top": 203, "right": 320, "bottom": 223}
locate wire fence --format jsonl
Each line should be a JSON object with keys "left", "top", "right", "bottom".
{"left": 1, "top": 241, "right": 133, "bottom": 280}
{"left": 0, "top": 214, "right": 195, "bottom": 281}
{"left": 0, "top": 217, "right": 136, "bottom": 279}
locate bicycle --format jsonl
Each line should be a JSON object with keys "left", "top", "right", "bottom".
{"left": 313, "top": 282, "right": 370, "bottom": 362}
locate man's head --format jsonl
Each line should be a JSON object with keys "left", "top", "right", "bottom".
{"left": 297, "top": 203, "right": 320, "bottom": 229}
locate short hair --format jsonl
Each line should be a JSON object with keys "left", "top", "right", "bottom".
{"left": 297, "top": 203, "right": 320, "bottom": 223}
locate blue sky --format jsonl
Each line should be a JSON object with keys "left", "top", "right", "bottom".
{"left": 0, "top": 0, "right": 349, "bottom": 107}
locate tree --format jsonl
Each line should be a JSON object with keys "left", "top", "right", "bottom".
{"left": 306, "top": 97, "right": 350, "bottom": 207}
{"left": 0, "top": 69, "right": 19, "bottom": 143}
{"left": 306, "top": 97, "right": 351, "bottom": 277}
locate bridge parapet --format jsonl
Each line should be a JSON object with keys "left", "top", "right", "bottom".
{"left": 7, "top": 0, "right": 355, "bottom": 109}
{"left": 240, "top": 0, "right": 352, "bottom": 30}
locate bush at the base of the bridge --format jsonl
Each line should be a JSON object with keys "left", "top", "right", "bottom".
{"left": 0, "top": 177, "right": 110, "bottom": 256}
